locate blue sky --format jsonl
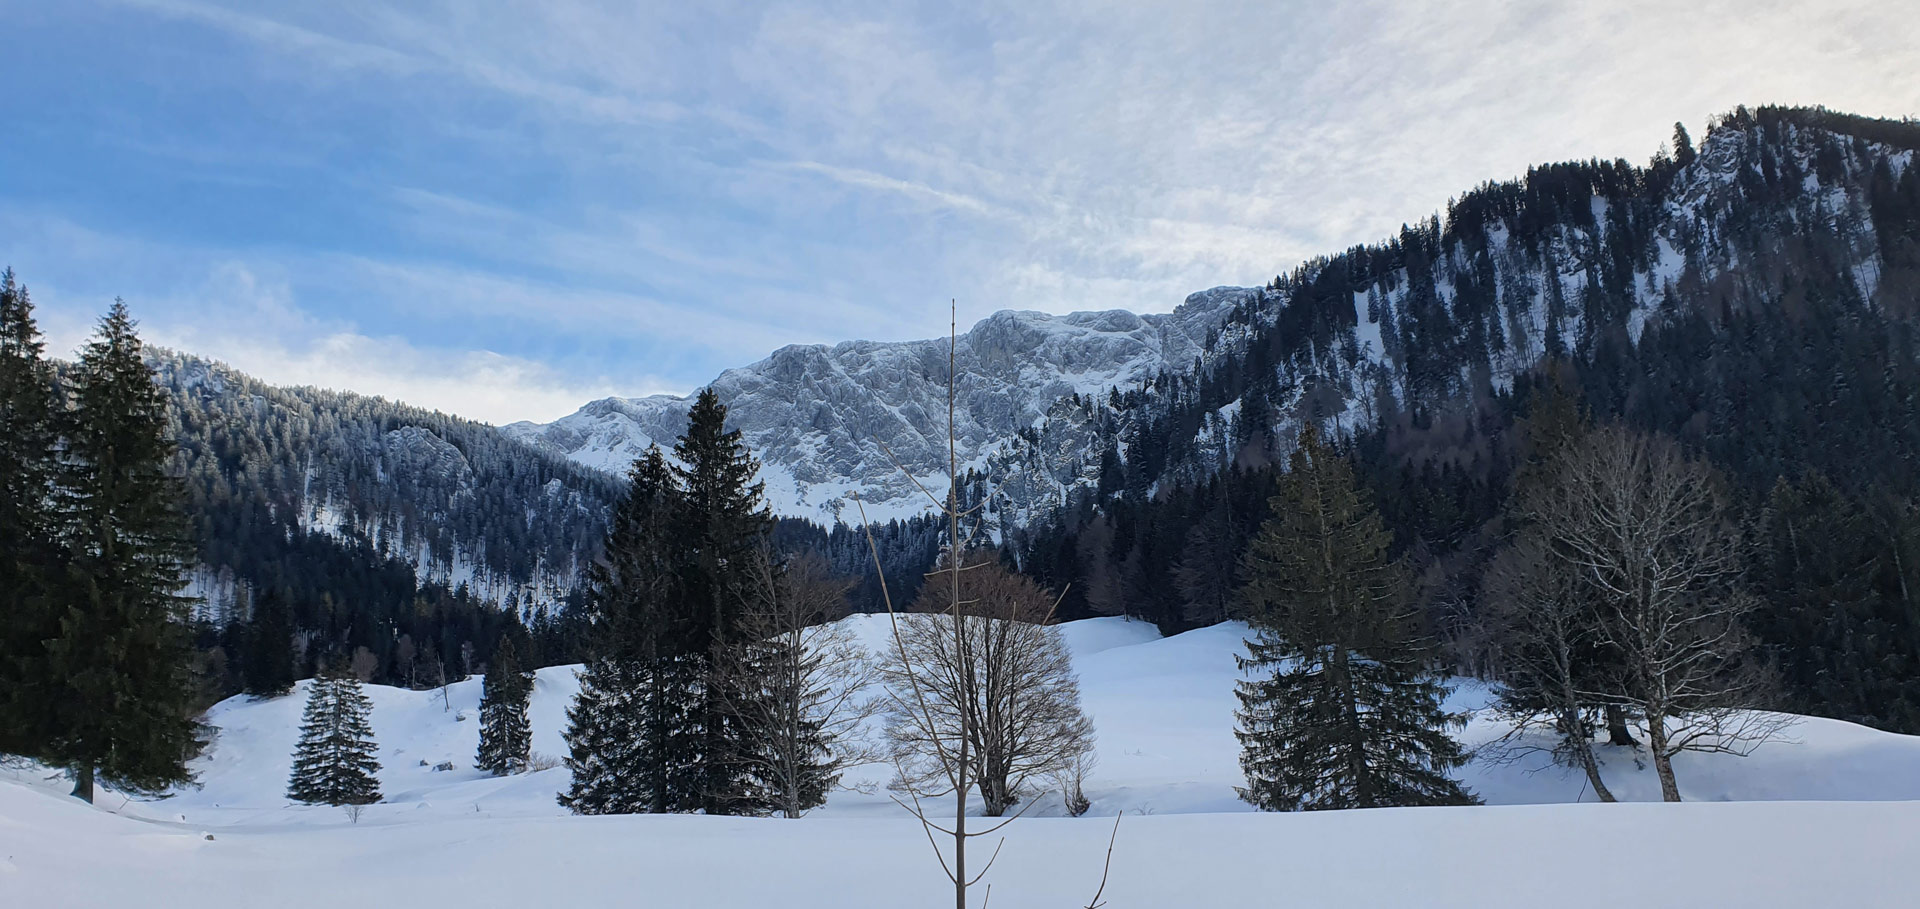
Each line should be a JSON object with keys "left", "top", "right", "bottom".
{"left": 3, "top": 1, "right": 1915, "bottom": 424}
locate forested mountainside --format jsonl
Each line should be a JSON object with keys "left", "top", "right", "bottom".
{"left": 144, "top": 351, "right": 621, "bottom": 689}
{"left": 1008, "top": 106, "right": 1920, "bottom": 733}
{"left": 156, "top": 351, "right": 622, "bottom": 616}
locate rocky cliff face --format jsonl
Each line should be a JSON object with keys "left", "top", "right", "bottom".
{"left": 502, "top": 287, "right": 1255, "bottom": 522}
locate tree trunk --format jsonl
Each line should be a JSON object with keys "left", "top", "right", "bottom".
{"left": 1604, "top": 703, "right": 1638, "bottom": 747}
{"left": 1646, "top": 713, "right": 1681, "bottom": 802}
{"left": 1561, "top": 710, "right": 1617, "bottom": 803}
{"left": 70, "top": 765, "right": 95, "bottom": 803}
{"left": 979, "top": 779, "right": 1010, "bottom": 817}
{"left": 1332, "top": 645, "right": 1372, "bottom": 808}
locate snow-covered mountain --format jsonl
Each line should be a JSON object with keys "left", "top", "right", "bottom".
{"left": 503, "top": 287, "right": 1254, "bottom": 523}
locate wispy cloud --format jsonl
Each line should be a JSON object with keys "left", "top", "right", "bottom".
{"left": 111, "top": 0, "right": 423, "bottom": 74}
{"left": 776, "top": 161, "right": 1002, "bottom": 217}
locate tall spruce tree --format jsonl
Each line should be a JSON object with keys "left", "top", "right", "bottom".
{"left": 0, "top": 269, "right": 65, "bottom": 759}
{"left": 242, "top": 587, "right": 297, "bottom": 698}
{"left": 672, "top": 388, "right": 776, "bottom": 815}
{"left": 40, "top": 301, "right": 200, "bottom": 802}
{"left": 558, "top": 656, "right": 648, "bottom": 814}
{"left": 1234, "top": 425, "right": 1476, "bottom": 811}
{"left": 475, "top": 635, "right": 533, "bottom": 775}
{"left": 287, "top": 666, "right": 383, "bottom": 805}
{"left": 560, "top": 445, "right": 698, "bottom": 814}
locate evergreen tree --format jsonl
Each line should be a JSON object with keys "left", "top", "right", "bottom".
{"left": 0, "top": 269, "right": 65, "bottom": 758}
{"left": 475, "top": 635, "right": 533, "bottom": 775}
{"left": 40, "top": 301, "right": 201, "bottom": 802}
{"left": 561, "top": 391, "right": 780, "bottom": 816}
{"left": 719, "top": 551, "right": 870, "bottom": 818}
{"left": 287, "top": 666, "right": 383, "bottom": 805}
{"left": 1234, "top": 425, "right": 1475, "bottom": 811}
{"left": 1673, "top": 121, "right": 1696, "bottom": 168}
{"left": 558, "top": 656, "right": 647, "bottom": 814}
{"left": 1756, "top": 474, "right": 1920, "bottom": 730}
{"left": 241, "top": 587, "right": 296, "bottom": 697}
{"left": 671, "top": 388, "right": 777, "bottom": 815}
{"left": 560, "top": 446, "right": 699, "bottom": 814}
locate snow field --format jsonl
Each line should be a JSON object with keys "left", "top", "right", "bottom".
{"left": 5, "top": 615, "right": 1920, "bottom": 907}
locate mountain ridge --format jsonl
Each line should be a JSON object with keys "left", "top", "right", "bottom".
{"left": 502, "top": 286, "right": 1258, "bottom": 522}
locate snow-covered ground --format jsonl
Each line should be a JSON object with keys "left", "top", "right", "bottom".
{"left": 6, "top": 616, "right": 1920, "bottom": 907}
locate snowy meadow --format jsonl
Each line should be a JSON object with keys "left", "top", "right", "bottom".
{"left": 5, "top": 615, "right": 1919, "bottom": 907}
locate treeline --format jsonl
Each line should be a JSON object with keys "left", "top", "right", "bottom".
{"left": 1012, "top": 106, "right": 1920, "bottom": 734}
{"left": 773, "top": 514, "right": 944, "bottom": 613}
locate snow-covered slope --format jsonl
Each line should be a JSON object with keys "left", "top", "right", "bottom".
{"left": 6, "top": 616, "right": 1919, "bottom": 907}
{"left": 76, "top": 615, "right": 1920, "bottom": 823}
{"left": 502, "top": 289, "right": 1253, "bottom": 523}
{"left": 6, "top": 776, "right": 1917, "bottom": 909}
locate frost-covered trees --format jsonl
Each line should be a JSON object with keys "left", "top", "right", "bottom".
{"left": 882, "top": 554, "right": 1095, "bottom": 818}
{"left": 287, "top": 667, "right": 382, "bottom": 806}
{"left": 1235, "top": 425, "right": 1475, "bottom": 811}
{"left": 142, "top": 346, "right": 622, "bottom": 692}
{"left": 476, "top": 636, "right": 533, "bottom": 775}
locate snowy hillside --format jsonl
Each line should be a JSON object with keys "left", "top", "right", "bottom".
{"left": 6, "top": 616, "right": 1919, "bottom": 907}
{"left": 502, "top": 289, "right": 1253, "bottom": 523}
{"left": 151, "top": 350, "right": 621, "bottom": 618}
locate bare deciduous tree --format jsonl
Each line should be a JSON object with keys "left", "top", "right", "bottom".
{"left": 858, "top": 302, "right": 1116, "bottom": 909}
{"left": 349, "top": 646, "right": 378, "bottom": 684}
{"left": 882, "top": 554, "right": 1095, "bottom": 818}
{"left": 1053, "top": 749, "right": 1096, "bottom": 817}
{"left": 1529, "top": 425, "right": 1791, "bottom": 801}
{"left": 1478, "top": 532, "right": 1619, "bottom": 802}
